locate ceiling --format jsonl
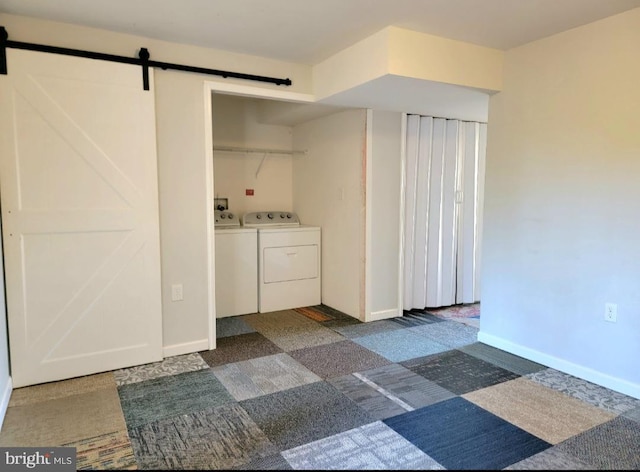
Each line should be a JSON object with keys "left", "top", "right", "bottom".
{"left": 1, "top": 0, "right": 640, "bottom": 65}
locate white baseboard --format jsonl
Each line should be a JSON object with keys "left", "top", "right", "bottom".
{"left": 478, "top": 331, "right": 640, "bottom": 400}
{"left": 0, "top": 376, "right": 12, "bottom": 431}
{"left": 366, "top": 308, "right": 400, "bottom": 322}
{"left": 163, "top": 339, "right": 209, "bottom": 358}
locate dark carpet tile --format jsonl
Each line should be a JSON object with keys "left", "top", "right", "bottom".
{"left": 200, "top": 332, "right": 283, "bottom": 367}
{"left": 216, "top": 317, "right": 256, "bottom": 338}
{"left": 384, "top": 397, "right": 551, "bottom": 470}
{"left": 288, "top": 340, "right": 391, "bottom": 379}
{"left": 323, "top": 318, "right": 362, "bottom": 330}
{"left": 118, "top": 369, "right": 234, "bottom": 428}
{"left": 311, "top": 304, "right": 357, "bottom": 321}
{"left": 294, "top": 306, "right": 333, "bottom": 322}
{"left": 240, "top": 381, "right": 374, "bottom": 450}
{"left": 401, "top": 349, "right": 520, "bottom": 395}
{"left": 231, "top": 453, "right": 292, "bottom": 470}
{"left": 128, "top": 403, "right": 277, "bottom": 470}
{"left": 389, "top": 310, "right": 446, "bottom": 327}
{"left": 329, "top": 374, "right": 409, "bottom": 421}
{"left": 458, "top": 342, "right": 547, "bottom": 376}
{"left": 557, "top": 416, "right": 640, "bottom": 470}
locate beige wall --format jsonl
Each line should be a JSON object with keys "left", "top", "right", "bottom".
{"left": 481, "top": 8, "right": 640, "bottom": 397}
{"left": 212, "top": 94, "right": 294, "bottom": 215}
{"left": 293, "top": 110, "right": 367, "bottom": 319}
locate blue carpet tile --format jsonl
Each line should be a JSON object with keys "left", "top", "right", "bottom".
{"left": 384, "top": 397, "right": 552, "bottom": 470}
{"left": 389, "top": 310, "right": 446, "bottom": 327}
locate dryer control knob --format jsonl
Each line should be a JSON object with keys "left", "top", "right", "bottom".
{"left": 256, "top": 214, "right": 262, "bottom": 219}
{"left": 286, "top": 213, "right": 292, "bottom": 219}
{"left": 267, "top": 213, "right": 274, "bottom": 219}
{"left": 280, "top": 213, "right": 285, "bottom": 218}
{"left": 220, "top": 213, "right": 226, "bottom": 219}
{"left": 228, "top": 213, "right": 234, "bottom": 219}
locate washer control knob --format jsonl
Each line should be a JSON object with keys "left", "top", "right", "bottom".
{"left": 228, "top": 213, "right": 234, "bottom": 220}
{"left": 267, "top": 213, "right": 274, "bottom": 219}
{"left": 280, "top": 213, "right": 285, "bottom": 218}
{"left": 286, "top": 213, "right": 292, "bottom": 219}
{"left": 220, "top": 213, "right": 226, "bottom": 219}
{"left": 256, "top": 214, "right": 262, "bottom": 219}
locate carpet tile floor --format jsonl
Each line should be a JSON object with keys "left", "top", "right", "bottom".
{"left": 1, "top": 303, "right": 639, "bottom": 470}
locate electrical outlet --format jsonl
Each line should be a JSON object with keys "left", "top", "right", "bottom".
{"left": 171, "top": 284, "right": 183, "bottom": 302}
{"left": 605, "top": 303, "right": 617, "bottom": 323}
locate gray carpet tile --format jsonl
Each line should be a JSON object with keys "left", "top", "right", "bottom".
{"left": 329, "top": 374, "right": 409, "bottom": 421}
{"left": 323, "top": 318, "right": 362, "bottom": 330}
{"left": 113, "top": 353, "right": 209, "bottom": 386}
{"left": 332, "top": 320, "right": 404, "bottom": 339}
{"left": 200, "top": 332, "right": 283, "bottom": 367}
{"left": 557, "top": 416, "right": 640, "bottom": 470}
{"left": 526, "top": 368, "right": 640, "bottom": 414}
{"left": 352, "top": 329, "right": 450, "bottom": 363}
{"left": 281, "top": 421, "right": 444, "bottom": 470}
{"left": 401, "top": 350, "right": 520, "bottom": 395}
{"left": 288, "top": 340, "right": 391, "bottom": 379}
{"left": 118, "top": 369, "right": 234, "bottom": 428}
{"left": 128, "top": 403, "right": 277, "bottom": 470}
{"left": 623, "top": 405, "right": 640, "bottom": 423}
{"left": 458, "top": 342, "right": 547, "bottom": 376}
{"left": 505, "top": 446, "right": 593, "bottom": 470}
{"left": 216, "top": 317, "right": 257, "bottom": 338}
{"left": 409, "top": 320, "right": 478, "bottom": 349}
{"left": 231, "top": 453, "right": 292, "bottom": 470}
{"left": 240, "top": 381, "right": 375, "bottom": 450}
{"left": 211, "top": 353, "right": 321, "bottom": 401}
{"left": 359, "top": 363, "right": 455, "bottom": 409}
{"left": 311, "top": 304, "right": 357, "bottom": 321}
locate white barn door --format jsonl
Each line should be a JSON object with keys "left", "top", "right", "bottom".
{"left": 0, "top": 49, "right": 163, "bottom": 387}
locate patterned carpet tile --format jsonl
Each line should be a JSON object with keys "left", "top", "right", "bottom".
{"left": 0, "top": 387, "right": 127, "bottom": 447}
{"left": 243, "top": 310, "right": 321, "bottom": 331}
{"left": 288, "top": 340, "right": 391, "bottom": 379}
{"left": 526, "top": 368, "right": 640, "bottom": 414}
{"left": 557, "top": 416, "right": 640, "bottom": 470}
{"left": 332, "top": 320, "right": 404, "bottom": 339}
{"left": 230, "top": 454, "right": 293, "bottom": 470}
{"left": 200, "top": 332, "right": 283, "bottom": 367}
{"left": 113, "top": 353, "right": 209, "bottom": 386}
{"left": 211, "top": 353, "right": 321, "bottom": 401}
{"left": 384, "top": 397, "right": 551, "bottom": 470}
{"left": 359, "top": 363, "right": 456, "bottom": 410}
{"left": 129, "top": 403, "right": 278, "bottom": 470}
{"left": 463, "top": 378, "right": 616, "bottom": 444}
{"left": 216, "top": 317, "right": 256, "bottom": 338}
{"left": 505, "top": 446, "right": 593, "bottom": 470}
{"left": 401, "top": 350, "right": 520, "bottom": 395}
{"left": 281, "top": 421, "right": 444, "bottom": 470}
{"left": 352, "top": 329, "right": 450, "bottom": 363}
{"left": 389, "top": 311, "right": 445, "bottom": 328}
{"left": 117, "top": 369, "right": 234, "bottom": 428}
{"left": 240, "top": 381, "right": 375, "bottom": 450}
{"left": 623, "top": 406, "right": 640, "bottom": 423}
{"left": 64, "top": 430, "right": 137, "bottom": 470}
{"left": 409, "top": 320, "right": 478, "bottom": 349}
{"left": 329, "top": 374, "right": 409, "bottom": 421}
{"left": 8, "top": 372, "right": 116, "bottom": 407}
{"left": 458, "top": 342, "right": 547, "bottom": 376}
{"left": 426, "top": 303, "right": 480, "bottom": 319}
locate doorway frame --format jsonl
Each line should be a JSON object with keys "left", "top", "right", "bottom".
{"left": 202, "top": 80, "right": 315, "bottom": 349}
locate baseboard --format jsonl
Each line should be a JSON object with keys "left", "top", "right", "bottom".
{"left": 163, "top": 339, "right": 209, "bottom": 358}
{"left": 366, "top": 308, "right": 400, "bottom": 322}
{"left": 0, "top": 377, "right": 12, "bottom": 431}
{"left": 478, "top": 331, "right": 640, "bottom": 400}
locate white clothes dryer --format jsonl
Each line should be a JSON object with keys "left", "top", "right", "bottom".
{"left": 242, "top": 211, "right": 321, "bottom": 313}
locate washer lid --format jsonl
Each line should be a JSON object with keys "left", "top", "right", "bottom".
{"left": 242, "top": 211, "right": 300, "bottom": 227}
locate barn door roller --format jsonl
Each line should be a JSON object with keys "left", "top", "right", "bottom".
{"left": 0, "top": 26, "right": 292, "bottom": 90}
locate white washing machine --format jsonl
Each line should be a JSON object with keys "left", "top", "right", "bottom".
{"left": 214, "top": 210, "right": 258, "bottom": 317}
{"left": 243, "top": 211, "right": 321, "bottom": 313}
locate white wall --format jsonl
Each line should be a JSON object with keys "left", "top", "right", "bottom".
{"left": 367, "top": 110, "right": 403, "bottom": 320}
{"left": 212, "top": 95, "right": 293, "bottom": 215}
{"left": 293, "top": 110, "right": 367, "bottom": 319}
{"left": 0, "top": 215, "right": 11, "bottom": 428}
{"left": 481, "top": 8, "right": 640, "bottom": 398}
{"left": 0, "top": 13, "right": 313, "bottom": 356}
